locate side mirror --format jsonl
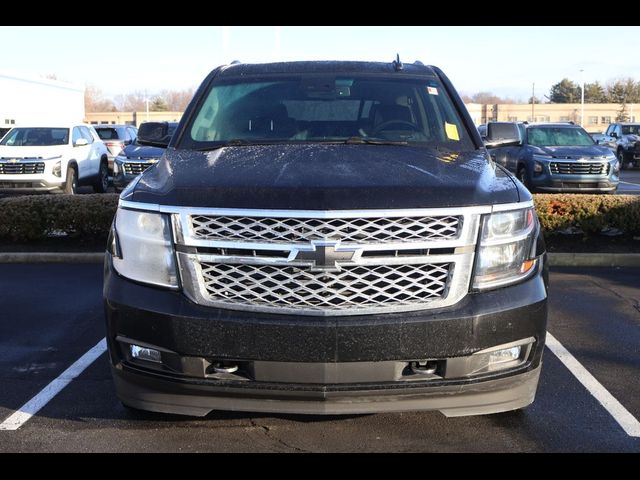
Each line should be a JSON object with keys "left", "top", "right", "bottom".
{"left": 595, "top": 139, "right": 600, "bottom": 144}
{"left": 485, "top": 122, "right": 521, "bottom": 148}
{"left": 610, "top": 132, "right": 618, "bottom": 138}
{"left": 138, "top": 122, "right": 171, "bottom": 148}
{"left": 74, "top": 138, "right": 89, "bottom": 147}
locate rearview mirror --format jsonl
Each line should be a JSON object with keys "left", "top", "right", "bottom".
{"left": 138, "top": 122, "right": 171, "bottom": 148}
{"left": 74, "top": 138, "right": 89, "bottom": 147}
{"left": 485, "top": 122, "right": 521, "bottom": 148}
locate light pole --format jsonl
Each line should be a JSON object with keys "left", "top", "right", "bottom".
{"left": 580, "top": 69, "right": 585, "bottom": 127}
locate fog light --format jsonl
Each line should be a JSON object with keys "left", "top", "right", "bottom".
{"left": 130, "top": 344, "right": 161, "bottom": 363}
{"left": 533, "top": 161, "right": 543, "bottom": 174}
{"left": 489, "top": 346, "right": 521, "bottom": 366}
{"left": 467, "top": 337, "right": 534, "bottom": 375}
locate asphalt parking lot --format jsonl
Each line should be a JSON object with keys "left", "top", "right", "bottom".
{"left": 618, "top": 168, "right": 640, "bottom": 195}
{"left": 0, "top": 264, "right": 638, "bottom": 452}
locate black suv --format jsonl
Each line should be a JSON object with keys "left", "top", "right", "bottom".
{"left": 104, "top": 60, "right": 548, "bottom": 417}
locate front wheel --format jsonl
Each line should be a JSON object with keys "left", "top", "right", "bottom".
{"left": 617, "top": 150, "right": 627, "bottom": 170}
{"left": 516, "top": 165, "right": 534, "bottom": 192}
{"left": 94, "top": 160, "right": 109, "bottom": 193}
{"left": 64, "top": 166, "right": 78, "bottom": 195}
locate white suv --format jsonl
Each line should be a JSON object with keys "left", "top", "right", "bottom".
{"left": 0, "top": 125, "right": 109, "bottom": 194}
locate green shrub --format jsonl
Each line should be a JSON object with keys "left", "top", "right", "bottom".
{"left": 534, "top": 194, "right": 640, "bottom": 236}
{"left": 0, "top": 194, "right": 119, "bottom": 242}
{"left": 0, "top": 193, "right": 639, "bottom": 244}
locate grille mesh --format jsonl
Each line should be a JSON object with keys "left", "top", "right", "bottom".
{"left": 199, "top": 262, "right": 450, "bottom": 311}
{"left": 191, "top": 215, "right": 461, "bottom": 244}
{"left": 550, "top": 162, "right": 608, "bottom": 175}
{"left": 0, "top": 163, "right": 45, "bottom": 174}
{"left": 123, "top": 162, "right": 152, "bottom": 175}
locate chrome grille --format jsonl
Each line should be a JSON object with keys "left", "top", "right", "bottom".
{"left": 0, "top": 162, "right": 45, "bottom": 174}
{"left": 550, "top": 162, "right": 608, "bottom": 175}
{"left": 190, "top": 215, "right": 461, "bottom": 244}
{"left": 199, "top": 262, "right": 451, "bottom": 311}
{"left": 123, "top": 162, "right": 152, "bottom": 175}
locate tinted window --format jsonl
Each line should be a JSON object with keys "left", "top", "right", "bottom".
{"left": 95, "top": 127, "right": 122, "bottom": 140}
{"left": 527, "top": 127, "right": 594, "bottom": 147}
{"left": 185, "top": 75, "right": 474, "bottom": 151}
{"left": 72, "top": 127, "right": 83, "bottom": 144}
{"left": 80, "top": 126, "right": 94, "bottom": 143}
{"left": 0, "top": 127, "right": 69, "bottom": 146}
{"left": 621, "top": 125, "right": 640, "bottom": 135}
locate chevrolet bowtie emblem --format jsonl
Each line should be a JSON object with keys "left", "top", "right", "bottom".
{"left": 290, "top": 241, "right": 360, "bottom": 272}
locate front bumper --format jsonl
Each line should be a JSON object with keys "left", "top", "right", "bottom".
{"left": 529, "top": 160, "right": 619, "bottom": 192}
{"left": 104, "top": 256, "right": 548, "bottom": 416}
{"left": 0, "top": 174, "right": 64, "bottom": 192}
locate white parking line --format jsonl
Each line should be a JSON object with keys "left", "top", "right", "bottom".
{"left": 546, "top": 332, "right": 640, "bottom": 437}
{"left": 619, "top": 180, "right": 640, "bottom": 187}
{"left": 0, "top": 338, "right": 106, "bottom": 431}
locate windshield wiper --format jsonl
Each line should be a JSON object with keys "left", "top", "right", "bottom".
{"left": 196, "top": 139, "right": 256, "bottom": 151}
{"left": 343, "top": 136, "right": 408, "bottom": 146}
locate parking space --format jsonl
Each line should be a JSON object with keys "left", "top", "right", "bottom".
{"left": 619, "top": 169, "right": 640, "bottom": 195}
{"left": 0, "top": 264, "right": 639, "bottom": 452}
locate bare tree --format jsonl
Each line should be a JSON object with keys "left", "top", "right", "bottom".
{"left": 114, "top": 91, "right": 147, "bottom": 112}
{"left": 157, "top": 88, "right": 195, "bottom": 111}
{"left": 85, "top": 84, "right": 116, "bottom": 112}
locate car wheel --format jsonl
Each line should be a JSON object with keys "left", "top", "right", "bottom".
{"left": 516, "top": 165, "right": 532, "bottom": 191}
{"left": 94, "top": 160, "right": 109, "bottom": 193}
{"left": 64, "top": 166, "right": 78, "bottom": 195}
{"left": 617, "top": 150, "right": 626, "bottom": 170}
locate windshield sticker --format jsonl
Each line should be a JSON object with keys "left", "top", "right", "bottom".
{"left": 427, "top": 86, "right": 438, "bottom": 95}
{"left": 445, "top": 122, "right": 460, "bottom": 141}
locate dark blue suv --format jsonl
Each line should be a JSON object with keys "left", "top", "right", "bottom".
{"left": 486, "top": 122, "right": 619, "bottom": 193}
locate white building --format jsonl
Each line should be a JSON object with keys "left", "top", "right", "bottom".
{"left": 0, "top": 72, "right": 84, "bottom": 128}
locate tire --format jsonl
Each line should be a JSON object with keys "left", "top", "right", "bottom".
{"left": 64, "top": 165, "right": 78, "bottom": 195}
{"left": 617, "top": 150, "right": 627, "bottom": 170}
{"left": 516, "top": 165, "right": 533, "bottom": 192}
{"left": 94, "top": 159, "right": 109, "bottom": 193}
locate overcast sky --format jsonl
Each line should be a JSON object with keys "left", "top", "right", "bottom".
{"left": 2, "top": 26, "right": 639, "bottom": 101}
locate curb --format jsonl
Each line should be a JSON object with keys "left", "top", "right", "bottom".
{"left": 0, "top": 252, "right": 639, "bottom": 267}
{"left": 0, "top": 252, "right": 104, "bottom": 263}
{"left": 547, "top": 253, "right": 640, "bottom": 267}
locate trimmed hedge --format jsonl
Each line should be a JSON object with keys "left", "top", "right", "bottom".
{"left": 0, "top": 193, "right": 638, "bottom": 243}
{"left": 0, "top": 194, "right": 119, "bottom": 242}
{"left": 534, "top": 194, "right": 640, "bottom": 237}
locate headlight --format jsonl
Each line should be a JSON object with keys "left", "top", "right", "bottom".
{"left": 472, "top": 207, "right": 538, "bottom": 290}
{"left": 111, "top": 208, "right": 178, "bottom": 289}
{"left": 52, "top": 160, "right": 62, "bottom": 177}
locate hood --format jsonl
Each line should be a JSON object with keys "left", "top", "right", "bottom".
{"left": 530, "top": 144, "right": 611, "bottom": 159}
{"left": 122, "top": 143, "right": 166, "bottom": 159}
{"left": 0, "top": 145, "right": 68, "bottom": 159}
{"left": 126, "top": 144, "right": 521, "bottom": 210}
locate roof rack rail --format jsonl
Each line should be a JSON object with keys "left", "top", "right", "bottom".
{"left": 414, "top": 60, "right": 424, "bottom": 66}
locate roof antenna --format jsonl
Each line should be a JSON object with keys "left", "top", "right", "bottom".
{"left": 393, "top": 54, "right": 403, "bottom": 72}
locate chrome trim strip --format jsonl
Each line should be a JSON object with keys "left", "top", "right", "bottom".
{"left": 491, "top": 200, "right": 533, "bottom": 212}
{"left": 120, "top": 200, "right": 493, "bottom": 217}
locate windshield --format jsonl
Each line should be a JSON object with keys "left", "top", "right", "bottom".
{"left": 527, "top": 127, "right": 594, "bottom": 147}
{"left": 621, "top": 125, "right": 640, "bottom": 135}
{"left": 185, "top": 75, "right": 474, "bottom": 151}
{"left": 0, "top": 127, "right": 69, "bottom": 146}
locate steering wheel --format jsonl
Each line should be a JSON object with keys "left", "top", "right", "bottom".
{"left": 371, "top": 120, "right": 420, "bottom": 136}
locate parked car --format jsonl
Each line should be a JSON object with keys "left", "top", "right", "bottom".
{"left": 94, "top": 124, "right": 138, "bottom": 173}
{"left": 477, "top": 123, "right": 487, "bottom": 140}
{"left": 596, "top": 122, "right": 640, "bottom": 169}
{"left": 112, "top": 122, "right": 178, "bottom": 191}
{"left": 0, "top": 125, "right": 109, "bottom": 194}
{"left": 485, "top": 121, "right": 619, "bottom": 193}
{"left": 104, "top": 60, "right": 548, "bottom": 417}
